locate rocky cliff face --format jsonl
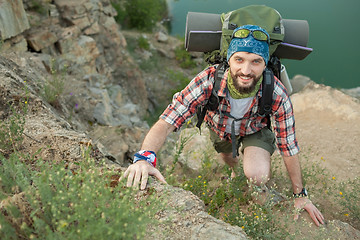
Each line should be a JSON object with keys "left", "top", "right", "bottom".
{"left": 1, "top": 0, "right": 154, "bottom": 166}
{"left": 1, "top": 0, "right": 359, "bottom": 239}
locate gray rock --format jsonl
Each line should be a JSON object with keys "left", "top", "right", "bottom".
{"left": 290, "top": 74, "right": 312, "bottom": 94}
{"left": 190, "top": 212, "right": 247, "bottom": 240}
{"left": 147, "top": 181, "right": 248, "bottom": 240}
{"left": 26, "top": 29, "right": 59, "bottom": 52}
{"left": 177, "top": 127, "right": 218, "bottom": 173}
{"left": 92, "top": 91, "right": 121, "bottom": 126}
{"left": 0, "top": 0, "right": 30, "bottom": 40}
{"left": 341, "top": 86, "right": 360, "bottom": 100}
{"left": 155, "top": 31, "right": 169, "bottom": 43}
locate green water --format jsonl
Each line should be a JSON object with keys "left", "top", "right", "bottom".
{"left": 167, "top": 0, "right": 360, "bottom": 89}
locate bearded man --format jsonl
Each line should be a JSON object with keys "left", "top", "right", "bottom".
{"left": 123, "top": 25, "right": 325, "bottom": 227}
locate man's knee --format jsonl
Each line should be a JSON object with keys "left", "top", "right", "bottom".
{"left": 243, "top": 146, "right": 271, "bottom": 185}
{"left": 244, "top": 170, "right": 270, "bottom": 185}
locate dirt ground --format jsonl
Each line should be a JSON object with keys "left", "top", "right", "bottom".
{"left": 291, "top": 83, "right": 360, "bottom": 182}
{"left": 287, "top": 83, "right": 360, "bottom": 233}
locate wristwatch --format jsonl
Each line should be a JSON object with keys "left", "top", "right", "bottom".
{"left": 293, "top": 188, "right": 308, "bottom": 198}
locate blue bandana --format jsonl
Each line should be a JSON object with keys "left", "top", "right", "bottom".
{"left": 227, "top": 25, "right": 270, "bottom": 64}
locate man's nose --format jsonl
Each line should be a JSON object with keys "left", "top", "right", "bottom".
{"left": 241, "top": 62, "right": 252, "bottom": 75}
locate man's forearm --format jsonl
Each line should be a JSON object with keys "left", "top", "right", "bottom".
{"left": 283, "top": 154, "right": 325, "bottom": 226}
{"left": 141, "top": 119, "right": 176, "bottom": 153}
{"left": 283, "top": 154, "right": 304, "bottom": 194}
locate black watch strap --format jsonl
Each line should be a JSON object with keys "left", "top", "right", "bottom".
{"left": 293, "top": 188, "right": 308, "bottom": 198}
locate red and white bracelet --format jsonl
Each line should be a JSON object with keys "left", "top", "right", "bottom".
{"left": 133, "top": 150, "right": 157, "bottom": 167}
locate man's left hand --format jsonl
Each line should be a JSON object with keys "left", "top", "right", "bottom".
{"left": 294, "top": 197, "right": 325, "bottom": 226}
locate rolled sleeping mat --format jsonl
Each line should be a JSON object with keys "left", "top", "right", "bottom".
{"left": 185, "top": 12, "right": 313, "bottom": 60}
{"left": 185, "top": 12, "right": 222, "bottom": 52}
{"left": 273, "top": 19, "right": 312, "bottom": 60}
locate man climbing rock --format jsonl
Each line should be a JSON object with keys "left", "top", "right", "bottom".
{"left": 122, "top": 25, "right": 325, "bottom": 226}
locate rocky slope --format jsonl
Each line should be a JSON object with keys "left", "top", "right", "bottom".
{"left": 0, "top": 0, "right": 359, "bottom": 239}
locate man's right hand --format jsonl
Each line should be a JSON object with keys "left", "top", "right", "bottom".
{"left": 122, "top": 160, "right": 167, "bottom": 190}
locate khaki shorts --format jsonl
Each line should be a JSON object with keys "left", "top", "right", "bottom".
{"left": 209, "top": 127, "right": 276, "bottom": 155}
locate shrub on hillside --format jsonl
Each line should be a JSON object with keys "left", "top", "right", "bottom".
{"left": 111, "top": 0, "right": 168, "bottom": 31}
{"left": 0, "top": 93, "right": 161, "bottom": 239}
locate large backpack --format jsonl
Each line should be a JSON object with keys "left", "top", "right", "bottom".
{"left": 195, "top": 5, "right": 286, "bottom": 131}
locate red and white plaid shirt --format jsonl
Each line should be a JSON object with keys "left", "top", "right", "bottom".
{"left": 160, "top": 65, "right": 299, "bottom": 156}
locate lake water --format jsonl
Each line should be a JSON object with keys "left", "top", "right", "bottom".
{"left": 167, "top": 0, "right": 360, "bottom": 89}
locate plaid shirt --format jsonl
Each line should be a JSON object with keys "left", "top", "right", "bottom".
{"left": 160, "top": 65, "right": 299, "bottom": 156}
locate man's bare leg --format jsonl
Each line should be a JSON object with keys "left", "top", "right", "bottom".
{"left": 219, "top": 152, "right": 239, "bottom": 179}
{"left": 242, "top": 146, "right": 272, "bottom": 204}
{"left": 243, "top": 146, "right": 271, "bottom": 185}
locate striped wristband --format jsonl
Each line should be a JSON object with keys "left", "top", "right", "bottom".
{"left": 133, "top": 150, "right": 157, "bottom": 167}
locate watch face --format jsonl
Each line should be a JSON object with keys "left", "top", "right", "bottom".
{"left": 303, "top": 188, "right": 308, "bottom": 196}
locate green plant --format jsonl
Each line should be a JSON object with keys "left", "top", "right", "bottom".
{"left": 0, "top": 92, "right": 162, "bottom": 239}
{"left": 124, "top": 34, "right": 163, "bottom": 73}
{"left": 161, "top": 131, "right": 195, "bottom": 186}
{"left": 0, "top": 95, "right": 27, "bottom": 153}
{"left": 111, "top": 0, "right": 126, "bottom": 24}
{"left": 183, "top": 174, "right": 211, "bottom": 201}
{"left": 111, "top": 0, "right": 168, "bottom": 31}
{"left": 29, "top": 0, "right": 49, "bottom": 16}
{"left": 0, "top": 37, "right": 4, "bottom": 51}
{"left": 167, "top": 70, "right": 191, "bottom": 98}
{"left": 180, "top": 159, "right": 294, "bottom": 239}
{"left": 41, "top": 59, "right": 65, "bottom": 108}
{"left": 0, "top": 148, "right": 161, "bottom": 239}
{"left": 225, "top": 203, "right": 291, "bottom": 239}
{"left": 335, "top": 177, "right": 360, "bottom": 224}
{"left": 174, "top": 46, "right": 197, "bottom": 69}
{"left": 139, "top": 53, "right": 162, "bottom": 73}
{"left": 138, "top": 36, "right": 150, "bottom": 50}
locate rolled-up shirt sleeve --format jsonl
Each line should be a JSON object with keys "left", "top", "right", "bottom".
{"left": 160, "top": 66, "right": 215, "bottom": 130}
{"left": 271, "top": 86, "right": 300, "bottom": 156}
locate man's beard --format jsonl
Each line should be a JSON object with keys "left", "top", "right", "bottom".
{"left": 230, "top": 72, "right": 262, "bottom": 94}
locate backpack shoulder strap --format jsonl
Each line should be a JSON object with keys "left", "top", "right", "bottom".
{"left": 196, "top": 62, "right": 227, "bottom": 131}
{"left": 258, "top": 68, "right": 275, "bottom": 117}
{"left": 212, "top": 62, "right": 226, "bottom": 101}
